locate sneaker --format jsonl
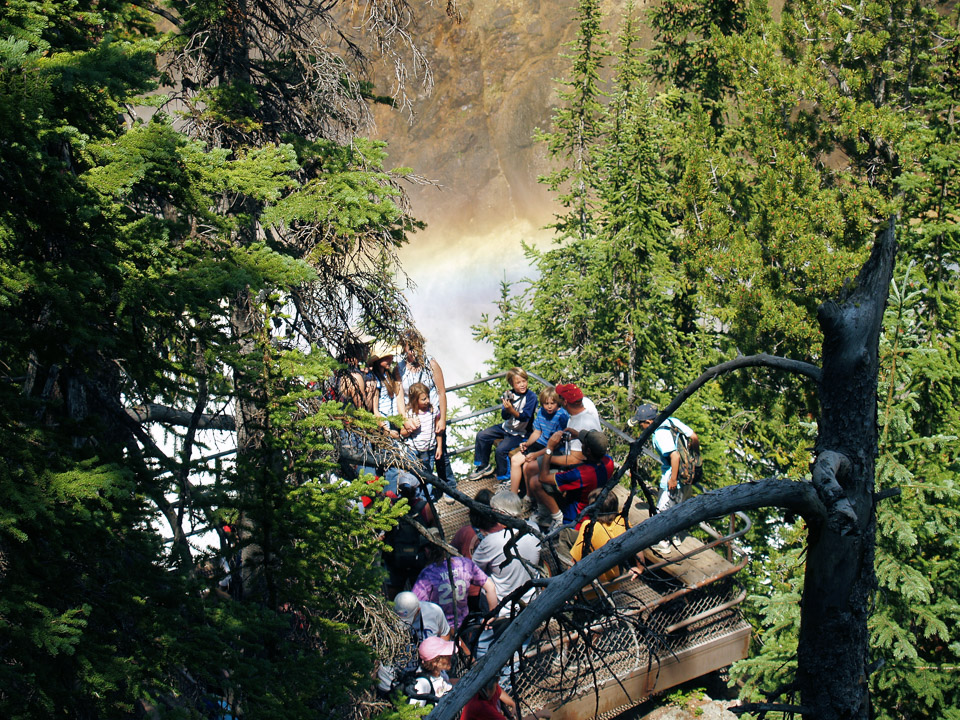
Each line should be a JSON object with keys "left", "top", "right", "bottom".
{"left": 497, "top": 480, "right": 511, "bottom": 494}
{"left": 468, "top": 464, "right": 494, "bottom": 481}
{"left": 654, "top": 540, "right": 672, "bottom": 554}
{"left": 443, "top": 494, "right": 457, "bottom": 505}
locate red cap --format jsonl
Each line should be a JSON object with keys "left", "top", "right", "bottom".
{"left": 555, "top": 383, "right": 584, "bottom": 403}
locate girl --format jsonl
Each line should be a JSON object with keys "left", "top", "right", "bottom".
{"left": 400, "top": 382, "right": 443, "bottom": 482}
{"left": 368, "top": 342, "right": 401, "bottom": 420}
{"left": 408, "top": 636, "right": 456, "bottom": 706}
{"left": 397, "top": 327, "right": 456, "bottom": 492}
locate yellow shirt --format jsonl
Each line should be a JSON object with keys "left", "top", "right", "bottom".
{"left": 570, "top": 515, "right": 628, "bottom": 584}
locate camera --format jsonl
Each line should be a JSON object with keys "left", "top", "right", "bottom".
{"left": 560, "top": 430, "right": 572, "bottom": 442}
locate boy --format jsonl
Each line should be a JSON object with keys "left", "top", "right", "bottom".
{"left": 508, "top": 387, "right": 569, "bottom": 494}
{"left": 469, "top": 368, "right": 538, "bottom": 483}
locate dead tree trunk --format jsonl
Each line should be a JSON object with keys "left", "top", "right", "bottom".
{"left": 427, "top": 220, "right": 896, "bottom": 720}
{"left": 796, "top": 219, "right": 896, "bottom": 718}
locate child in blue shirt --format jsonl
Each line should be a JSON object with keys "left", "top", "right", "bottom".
{"left": 508, "top": 387, "right": 569, "bottom": 494}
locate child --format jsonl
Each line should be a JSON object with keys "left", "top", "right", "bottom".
{"left": 468, "top": 368, "right": 538, "bottom": 484}
{"left": 508, "top": 387, "right": 569, "bottom": 494}
{"left": 399, "top": 382, "right": 444, "bottom": 498}
{"left": 408, "top": 636, "right": 456, "bottom": 706}
{"left": 461, "top": 677, "right": 518, "bottom": 720}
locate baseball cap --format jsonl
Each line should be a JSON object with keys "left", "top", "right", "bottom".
{"left": 580, "top": 430, "right": 609, "bottom": 458}
{"left": 628, "top": 403, "right": 658, "bottom": 427}
{"left": 419, "top": 636, "right": 456, "bottom": 661}
{"left": 397, "top": 472, "right": 419, "bottom": 490}
{"left": 555, "top": 383, "right": 584, "bottom": 404}
{"left": 394, "top": 591, "right": 421, "bottom": 623}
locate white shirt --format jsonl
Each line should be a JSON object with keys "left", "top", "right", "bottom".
{"left": 473, "top": 528, "right": 541, "bottom": 615}
{"left": 652, "top": 417, "right": 695, "bottom": 488}
{"left": 398, "top": 356, "right": 440, "bottom": 408}
{"left": 409, "top": 673, "right": 453, "bottom": 706}
{"left": 567, "top": 397, "right": 602, "bottom": 452}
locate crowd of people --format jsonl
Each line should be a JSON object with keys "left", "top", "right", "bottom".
{"left": 332, "top": 327, "right": 700, "bottom": 714}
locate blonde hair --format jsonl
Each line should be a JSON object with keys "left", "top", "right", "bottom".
{"left": 539, "top": 387, "right": 560, "bottom": 405}
{"left": 407, "top": 382, "right": 432, "bottom": 411}
{"left": 506, "top": 367, "right": 528, "bottom": 387}
{"left": 399, "top": 327, "right": 426, "bottom": 365}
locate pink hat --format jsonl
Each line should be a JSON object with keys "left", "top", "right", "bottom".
{"left": 555, "top": 383, "right": 584, "bottom": 403}
{"left": 419, "top": 636, "right": 455, "bottom": 661}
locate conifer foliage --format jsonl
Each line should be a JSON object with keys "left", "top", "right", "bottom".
{"left": 478, "top": 0, "right": 960, "bottom": 716}
{"left": 0, "top": 0, "right": 440, "bottom": 717}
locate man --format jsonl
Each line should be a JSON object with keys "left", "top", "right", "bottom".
{"left": 376, "top": 591, "right": 451, "bottom": 695}
{"left": 519, "top": 382, "right": 601, "bottom": 493}
{"left": 629, "top": 403, "right": 700, "bottom": 512}
{"left": 472, "top": 492, "right": 541, "bottom": 659}
{"left": 472, "top": 492, "right": 541, "bottom": 612}
{"left": 529, "top": 429, "right": 614, "bottom": 532}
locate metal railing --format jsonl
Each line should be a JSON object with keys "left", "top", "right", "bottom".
{"left": 445, "top": 370, "right": 640, "bottom": 457}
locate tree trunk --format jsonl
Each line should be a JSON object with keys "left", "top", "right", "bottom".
{"left": 797, "top": 219, "right": 897, "bottom": 719}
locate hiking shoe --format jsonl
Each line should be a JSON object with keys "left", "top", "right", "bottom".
{"left": 468, "top": 464, "right": 494, "bottom": 481}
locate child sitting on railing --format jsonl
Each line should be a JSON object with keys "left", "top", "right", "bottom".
{"left": 467, "top": 368, "right": 538, "bottom": 484}
{"left": 508, "top": 387, "right": 569, "bottom": 494}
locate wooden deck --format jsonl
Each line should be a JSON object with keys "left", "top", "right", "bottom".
{"left": 436, "top": 480, "right": 751, "bottom": 718}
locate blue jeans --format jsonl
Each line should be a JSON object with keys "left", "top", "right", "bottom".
{"left": 474, "top": 425, "right": 525, "bottom": 478}
{"left": 383, "top": 466, "right": 400, "bottom": 495}
{"left": 436, "top": 429, "right": 457, "bottom": 489}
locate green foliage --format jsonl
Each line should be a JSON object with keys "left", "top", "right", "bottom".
{"left": 480, "top": 1, "right": 960, "bottom": 717}
{"left": 731, "top": 265, "right": 960, "bottom": 718}
{"left": 535, "top": 0, "right": 609, "bottom": 241}
{"left": 0, "top": 0, "right": 427, "bottom": 716}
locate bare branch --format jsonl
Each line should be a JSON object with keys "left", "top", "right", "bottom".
{"left": 126, "top": 403, "right": 236, "bottom": 431}
{"left": 129, "top": 0, "right": 181, "bottom": 27}
{"left": 591, "top": 353, "right": 822, "bottom": 516}
{"left": 428, "top": 479, "right": 826, "bottom": 720}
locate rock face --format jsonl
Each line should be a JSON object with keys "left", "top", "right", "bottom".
{"left": 371, "top": 0, "right": 636, "bottom": 234}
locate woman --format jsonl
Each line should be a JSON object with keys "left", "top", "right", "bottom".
{"left": 368, "top": 342, "right": 407, "bottom": 494}
{"left": 368, "top": 341, "right": 401, "bottom": 420}
{"left": 396, "top": 327, "right": 457, "bottom": 498}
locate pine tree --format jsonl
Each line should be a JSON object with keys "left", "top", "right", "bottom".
{"left": 536, "top": 0, "right": 609, "bottom": 242}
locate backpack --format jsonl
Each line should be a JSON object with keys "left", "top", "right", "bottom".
{"left": 395, "top": 669, "right": 439, "bottom": 704}
{"left": 667, "top": 420, "right": 702, "bottom": 486}
{"left": 384, "top": 498, "right": 429, "bottom": 571}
